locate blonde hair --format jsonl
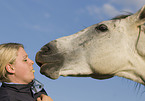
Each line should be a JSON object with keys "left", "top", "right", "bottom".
{"left": 0, "top": 43, "right": 24, "bottom": 82}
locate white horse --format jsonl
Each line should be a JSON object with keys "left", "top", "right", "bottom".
{"left": 36, "top": 5, "right": 145, "bottom": 85}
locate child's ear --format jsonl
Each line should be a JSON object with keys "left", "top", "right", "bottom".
{"left": 5, "top": 64, "right": 15, "bottom": 73}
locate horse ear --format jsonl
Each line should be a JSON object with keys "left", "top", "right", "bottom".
{"left": 138, "top": 5, "right": 145, "bottom": 21}
{"left": 128, "top": 5, "right": 145, "bottom": 26}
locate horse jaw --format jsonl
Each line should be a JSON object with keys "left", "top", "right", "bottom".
{"left": 114, "top": 6, "right": 145, "bottom": 85}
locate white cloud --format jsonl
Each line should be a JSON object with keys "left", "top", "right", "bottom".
{"left": 102, "top": 4, "right": 120, "bottom": 17}
{"left": 86, "top": 5, "right": 100, "bottom": 16}
{"left": 86, "top": 3, "right": 120, "bottom": 20}
{"left": 44, "top": 13, "right": 51, "bottom": 18}
{"left": 110, "top": 0, "right": 145, "bottom": 11}
{"left": 85, "top": 0, "right": 145, "bottom": 20}
{"left": 75, "top": 0, "right": 145, "bottom": 22}
{"left": 24, "top": 23, "right": 50, "bottom": 33}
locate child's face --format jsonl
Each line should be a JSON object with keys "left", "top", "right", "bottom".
{"left": 12, "top": 47, "right": 35, "bottom": 84}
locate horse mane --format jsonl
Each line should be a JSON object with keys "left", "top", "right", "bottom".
{"left": 111, "top": 12, "right": 145, "bottom": 26}
{"left": 112, "top": 13, "right": 145, "bottom": 26}
{"left": 111, "top": 13, "right": 133, "bottom": 20}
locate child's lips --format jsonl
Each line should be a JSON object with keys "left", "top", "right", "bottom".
{"left": 31, "top": 69, "right": 35, "bottom": 72}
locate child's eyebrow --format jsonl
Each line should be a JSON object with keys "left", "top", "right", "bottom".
{"left": 23, "top": 55, "right": 28, "bottom": 58}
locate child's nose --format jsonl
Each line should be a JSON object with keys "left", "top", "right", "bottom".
{"left": 29, "top": 58, "right": 34, "bottom": 65}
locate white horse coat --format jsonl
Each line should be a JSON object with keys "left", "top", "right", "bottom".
{"left": 36, "top": 5, "right": 145, "bottom": 85}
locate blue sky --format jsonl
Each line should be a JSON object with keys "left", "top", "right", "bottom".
{"left": 0, "top": 0, "right": 145, "bottom": 101}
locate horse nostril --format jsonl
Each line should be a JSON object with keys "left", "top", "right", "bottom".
{"left": 41, "top": 41, "right": 58, "bottom": 54}
{"left": 41, "top": 44, "right": 51, "bottom": 53}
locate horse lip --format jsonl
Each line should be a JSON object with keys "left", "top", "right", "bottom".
{"left": 40, "top": 63, "right": 61, "bottom": 79}
{"left": 36, "top": 61, "right": 43, "bottom": 67}
{"left": 40, "top": 63, "right": 47, "bottom": 68}
{"left": 35, "top": 50, "right": 64, "bottom": 79}
{"left": 35, "top": 52, "right": 43, "bottom": 67}
{"left": 40, "top": 61, "right": 60, "bottom": 68}
{"left": 35, "top": 50, "right": 64, "bottom": 66}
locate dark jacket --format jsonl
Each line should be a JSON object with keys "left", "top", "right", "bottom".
{"left": 0, "top": 80, "right": 47, "bottom": 101}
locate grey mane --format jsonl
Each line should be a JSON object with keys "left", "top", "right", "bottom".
{"left": 111, "top": 14, "right": 133, "bottom": 20}
{"left": 112, "top": 14, "right": 145, "bottom": 27}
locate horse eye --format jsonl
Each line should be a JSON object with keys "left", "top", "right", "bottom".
{"left": 95, "top": 24, "right": 108, "bottom": 32}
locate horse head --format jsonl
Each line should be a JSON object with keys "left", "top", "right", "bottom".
{"left": 36, "top": 5, "right": 145, "bottom": 85}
